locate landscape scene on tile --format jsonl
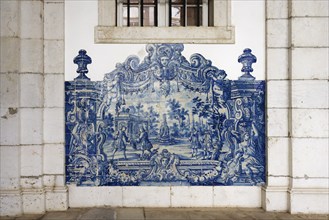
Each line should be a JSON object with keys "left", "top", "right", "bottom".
{"left": 65, "top": 44, "right": 266, "bottom": 186}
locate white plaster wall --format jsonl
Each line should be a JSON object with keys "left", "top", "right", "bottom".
{"left": 64, "top": 0, "right": 266, "bottom": 209}
{"left": 65, "top": 0, "right": 265, "bottom": 81}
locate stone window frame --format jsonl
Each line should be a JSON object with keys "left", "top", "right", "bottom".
{"left": 95, "top": 0, "right": 235, "bottom": 44}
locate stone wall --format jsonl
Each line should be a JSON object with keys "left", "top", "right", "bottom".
{"left": 263, "top": 0, "right": 329, "bottom": 214}
{"left": 0, "top": 0, "right": 67, "bottom": 216}
{"left": 0, "top": 0, "right": 328, "bottom": 216}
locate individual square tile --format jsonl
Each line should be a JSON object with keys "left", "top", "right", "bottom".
{"left": 267, "top": 19, "right": 289, "bottom": 48}
{"left": 43, "top": 107, "right": 65, "bottom": 144}
{"left": 20, "top": 108, "right": 43, "bottom": 145}
{"left": 291, "top": 17, "right": 329, "bottom": 47}
{"left": 0, "top": 37, "right": 20, "bottom": 72}
{"left": 170, "top": 186, "right": 213, "bottom": 207}
{"left": 20, "top": 73, "right": 44, "bottom": 108}
{"left": 0, "top": 107, "right": 20, "bottom": 146}
{"left": 267, "top": 80, "right": 289, "bottom": 108}
{"left": 292, "top": 109, "right": 328, "bottom": 138}
{"left": 213, "top": 186, "right": 261, "bottom": 207}
{"left": 0, "top": 73, "right": 19, "bottom": 108}
{"left": 20, "top": 38, "right": 43, "bottom": 73}
{"left": 21, "top": 145, "right": 43, "bottom": 176}
{"left": 0, "top": 1, "right": 19, "bottom": 37}
{"left": 43, "top": 144, "right": 65, "bottom": 174}
{"left": 123, "top": 186, "right": 170, "bottom": 207}
{"left": 44, "top": 2, "right": 64, "bottom": 40}
{"left": 20, "top": 0, "right": 43, "bottom": 39}
{"left": 0, "top": 146, "right": 20, "bottom": 190}
{"left": 292, "top": 80, "right": 328, "bottom": 109}
{"left": 44, "top": 74, "right": 65, "bottom": 107}
{"left": 291, "top": 48, "right": 329, "bottom": 80}
{"left": 267, "top": 108, "right": 289, "bottom": 137}
{"left": 44, "top": 40, "right": 64, "bottom": 74}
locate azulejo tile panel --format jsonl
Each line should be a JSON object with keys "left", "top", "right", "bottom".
{"left": 65, "top": 44, "right": 266, "bottom": 186}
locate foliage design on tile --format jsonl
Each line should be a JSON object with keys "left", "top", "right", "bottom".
{"left": 65, "top": 44, "right": 265, "bottom": 186}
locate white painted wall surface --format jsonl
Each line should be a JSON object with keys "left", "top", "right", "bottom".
{"left": 65, "top": 0, "right": 265, "bottom": 81}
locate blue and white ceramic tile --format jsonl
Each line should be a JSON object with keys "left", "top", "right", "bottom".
{"left": 65, "top": 44, "right": 266, "bottom": 186}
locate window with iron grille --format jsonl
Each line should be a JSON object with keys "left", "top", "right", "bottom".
{"left": 118, "top": 0, "right": 207, "bottom": 27}
{"left": 96, "top": 0, "right": 234, "bottom": 44}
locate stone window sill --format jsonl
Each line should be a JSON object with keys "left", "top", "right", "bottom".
{"left": 94, "top": 26, "right": 235, "bottom": 44}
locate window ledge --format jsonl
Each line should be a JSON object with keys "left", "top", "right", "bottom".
{"left": 95, "top": 26, "right": 235, "bottom": 44}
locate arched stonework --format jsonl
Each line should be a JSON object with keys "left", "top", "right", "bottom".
{"left": 65, "top": 44, "right": 265, "bottom": 186}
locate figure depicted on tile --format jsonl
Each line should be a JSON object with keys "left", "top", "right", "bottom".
{"left": 65, "top": 44, "right": 266, "bottom": 186}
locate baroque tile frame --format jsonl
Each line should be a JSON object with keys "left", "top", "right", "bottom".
{"left": 65, "top": 44, "right": 266, "bottom": 187}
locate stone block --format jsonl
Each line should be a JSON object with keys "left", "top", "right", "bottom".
{"left": 170, "top": 186, "right": 213, "bottom": 207}
{"left": 43, "top": 107, "right": 64, "bottom": 144}
{"left": 292, "top": 0, "right": 329, "bottom": 17}
{"left": 20, "top": 176, "right": 43, "bottom": 189}
{"left": 20, "top": 38, "right": 43, "bottom": 73}
{"left": 267, "top": 19, "right": 289, "bottom": 48}
{"left": 123, "top": 186, "right": 170, "bottom": 207}
{"left": 266, "top": 48, "right": 288, "bottom": 80}
{"left": 20, "top": 0, "right": 43, "bottom": 39}
{"left": 0, "top": 146, "right": 20, "bottom": 190}
{"left": 45, "top": 189, "right": 68, "bottom": 211}
{"left": 44, "top": 40, "right": 64, "bottom": 74}
{"left": 22, "top": 191, "right": 45, "bottom": 214}
{"left": 68, "top": 185, "right": 123, "bottom": 207}
{"left": 262, "top": 187, "right": 289, "bottom": 211}
{"left": 292, "top": 109, "right": 328, "bottom": 138}
{"left": 267, "top": 109, "right": 289, "bottom": 137}
{"left": 20, "top": 73, "right": 44, "bottom": 108}
{"left": 44, "top": 2, "right": 64, "bottom": 40}
{"left": 43, "top": 175, "right": 56, "bottom": 187}
{"left": 213, "top": 186, "right": 261, "bottom": 207}
{"left": 21, "top": 145, "right": 43, "bottom": 176}
{"left": 292, "top": 80, "right": 328, "bottom": 109}
{"left": 292, "top": 138, "right": 329, "bottom": 178}
{"left": 44, "top": 74, "right": 64, "bottom": 107}
{"left": 290, "top": 189, "right": 329, "bottom": 214}
{"left": 267, "top": 137, "right": 289, "bottom": 176}
{"left": 43, "top": 144, "right": 65, "bottom": 174}
{"left": 0, "top": 193, "right": 22, "bottom": 216}
{"left": 267, "top": 80, "right": 289, "bottom": 108}
{"left": 292, "top": 178, "right": 329, "bottom": 189}
{"left": 0, "top": 37, "right": 20, "bottom": 72}
{"left": 292, "top": 17, "right": 329, "bottom": 47}
{"left": 0, "top": 0, "right": 19, "bottom": 37}
{"left": 267, "top": 176, "right": 290, "bottom": 187}
{"left": 0, "top": 73, "right": 19, "bottom": 108}
{"left": 266, "top": 0, "right": 288, "bottom": 19}
{"left": 20, "top": 108, "right": 43, "bottom": 145}
{"left": 0, "top": 107, "right": 20, "bottom": 146}
{"left": 291, "top": 48, "right": 329, "bottom": 80}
